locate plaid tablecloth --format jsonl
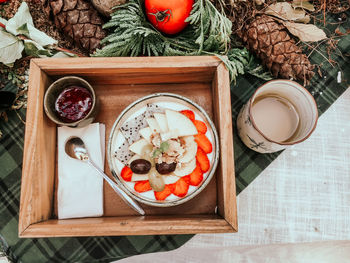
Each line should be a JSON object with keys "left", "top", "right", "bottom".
{"left": 0, "top": 12, "right": 349, "bottom": 263}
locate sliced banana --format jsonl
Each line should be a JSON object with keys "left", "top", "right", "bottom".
{"left": 173, "top": 158, "right": 196, "bottom": 177}
{"left": 179, "top": 136, "right": 197, "bottom": 163}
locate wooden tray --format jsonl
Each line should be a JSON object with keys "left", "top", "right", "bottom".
{"left": 18, "top": 56, "right": 237, "bottom": 237}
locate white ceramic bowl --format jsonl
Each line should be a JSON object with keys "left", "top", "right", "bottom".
{"left": 107, "top": 93, "right": 219, "bottom": 207}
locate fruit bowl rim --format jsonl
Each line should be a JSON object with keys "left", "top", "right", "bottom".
{"left": 107, "top": 92, "right": 220, "bottom": 207}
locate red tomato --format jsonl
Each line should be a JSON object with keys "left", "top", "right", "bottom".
{"left": 145, "top": 0, "right": 194, "bottom": 35}
{"left": 0, "top": 0, "right": 9, "bottom": 3}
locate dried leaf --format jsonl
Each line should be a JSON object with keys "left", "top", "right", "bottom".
{"left": 6, "top": 2, "right": 57, "bottom": 46}
{"left": 265, "top": 2, "right": 308, "bottom": 21}
{"left": 0, "top": 17, "right": 8, "bottom": 26}
{"left": 255, "top": 0, "right": 265, "bottom": 5}
{"left": 292, "top": 0, "right": 315, "bottom": 12}
{"left": 24, "top": 39, "right": 52, "bottom": 57}
{"left": 284, "top": 22, "right": 327, "bottom": 42}
{"left": 5, "top": 2, "right": 33, "bottom": 36}
{"left": 0, "top": 31, "right": 24, "bottom": 65}
{"left": 295, "top": 15, "right": 310, "bottom": 23}
{"left": 335, "top": 27, "right": 345, "bottom": 36}
{"left": 24, "top": 23, "right": 57, "bottom": 46}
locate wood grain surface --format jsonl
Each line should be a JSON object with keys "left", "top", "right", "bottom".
{"left": 19, "top": 57, "right": 236, "bottom": 237}
{"left": 212, "top": 63, "right": 237, "bottom": 231}
{"left": 19, "top": 60, "right": 55, "bottom": 234}
{"left": 20, "top": 215, "right": 233, "bottom": 237}
{"left": 36, "top": 56, "right": 220, "bottom": 85}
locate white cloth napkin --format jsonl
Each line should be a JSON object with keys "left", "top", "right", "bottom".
{"left": 57, "top": 123, "right": 105, "bottom": 219}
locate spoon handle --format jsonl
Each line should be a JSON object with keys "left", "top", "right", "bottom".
{"left": 86, "top": 160, "right": 145, "bottom": 215}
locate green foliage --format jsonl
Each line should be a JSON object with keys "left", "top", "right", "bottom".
{"left": 94, "top": 0, "right": 248, "bottom": 82}
{"left": 245, "top": 55, "right": 274, "bottom": 81}
{"left": 216, "top": 48, "right": 274, "bottom": 82}
{"left": 216, "top": 48, "right": 250, "bottom": 82}
{"left": 185, "top": 0, "right": 231, "bottom": 53}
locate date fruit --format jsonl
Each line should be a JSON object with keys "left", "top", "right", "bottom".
{"left": 130, "top": 159, "right": 151, "bottom": 174}
{"left": 156, "top": 162, "right": 176, "bottom": 175}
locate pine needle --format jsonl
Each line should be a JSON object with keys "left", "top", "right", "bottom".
{"left": 94, "top": 0, "right": 248, "bottom": 82}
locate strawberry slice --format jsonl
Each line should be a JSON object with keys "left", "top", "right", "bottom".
{"left": 134, "top": 180, "right": 152, "bottom": 193}
{"left": 120, "top": 166, "right": 133, "bottom": 181}
{"left": 196, "top": 148, "right": 210, "bottom": 173}
{"left": 194, "top": 134, "right": 212, "bottom": 154}
{"left": 180, "top": 110, "right": 195, "bottom": 122}
{"left": 172, "top": 177, "right": 190, "bottom": 197}
{"left": 188, "top": 164, "right": 203, "bottom": 186}
{"left": 193, "top": 120, "right": 207, "bottom": 134}
{"left": 182, "top": 175, "right": 191, "bottom": 185}
{"left": 154, "top": 184, "right": 174, "bottom": 201}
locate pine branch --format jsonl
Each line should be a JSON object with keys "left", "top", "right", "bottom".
{"left": 245, "top": 55, "right": 274, "bottom": 81}
{"left": 94, "top": 0, "right": 249, "bottom": 82}
{"left": 216, "top": 48, "right": 250, "bottom": 83}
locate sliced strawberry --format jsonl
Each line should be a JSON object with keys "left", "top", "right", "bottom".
{"left": 180, "top": 110, "right": 195, "bottom": 122}
{"left": 120, "top": 166, "right": 133, "bottom": 181}
{"left": 154, "top": 184, "right": 174, "bottom": 201}
{"left": 196, "top": 148, "right": 210, "bottom": 173}
{"left": 193, "top": 120, "right": 207, "bottom": 134}
{"left": 172, "top": 177, "right": 189, "bottom": 197}
{"left": 188, "top": 164, "right": 203, "bottom": 186}
{"left": 194, "top": 134, "right": 212, "bottom": 154}
{"left": 134, "top": 180, "right": 152, "bottom": 193}
{"left": 182, "top": 175, "right": 191, "bottom": 185}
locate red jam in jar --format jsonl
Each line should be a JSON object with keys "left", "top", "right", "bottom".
{"left": 55, "top": 86, "right": 93, "bottom": 123}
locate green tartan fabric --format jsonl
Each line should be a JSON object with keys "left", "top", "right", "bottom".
{"left": 0, "top": 11, "right": 349, "bottom": 263}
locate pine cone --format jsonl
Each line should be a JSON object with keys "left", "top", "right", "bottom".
{"left": 42, "top": 0, "right": 107, "bottom": 53}
{"left": 241, "top": 15, "right": 315, "bottom": 82}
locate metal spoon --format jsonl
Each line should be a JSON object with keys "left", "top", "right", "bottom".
{"left": 65, "top": 136, "right": 145, "bottom": 215}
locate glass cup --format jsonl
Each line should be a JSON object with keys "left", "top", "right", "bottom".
{"left": 237, "top": 80, "right": 318, "bottom": 153}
